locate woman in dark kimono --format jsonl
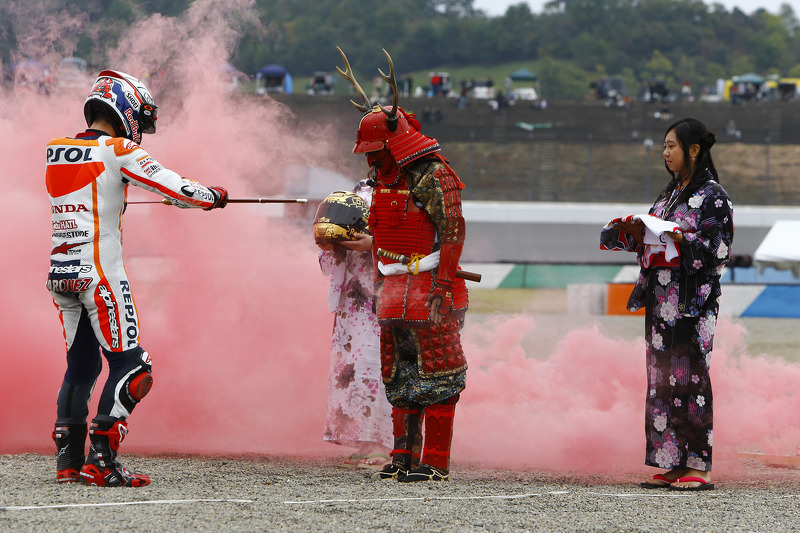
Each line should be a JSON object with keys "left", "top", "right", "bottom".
{"left": 602, "top": 118, "right": 734, "bottom": 491}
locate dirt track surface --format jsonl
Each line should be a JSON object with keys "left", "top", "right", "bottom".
{"left": 2, "top": 454, "right": 799, "bottom": 532}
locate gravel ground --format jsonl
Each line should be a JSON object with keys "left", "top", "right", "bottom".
{"left": 4, "top": 304, "right": 798, "bottom": 532}
{"left": 2, "top": 453, "right": 799, "bottom": 532}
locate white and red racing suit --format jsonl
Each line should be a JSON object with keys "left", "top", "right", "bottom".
{"left": 47, "top": 129, "right": 220, "bottom": 420}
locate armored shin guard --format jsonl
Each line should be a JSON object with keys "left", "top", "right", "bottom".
{"left": 373, "top": 406, "right": 423, "bottom": 480}
{"left": 79, "top": 416, "right": 150, "bottom": 487}
{"left": 400, "top": 402, "right": 456, "bottom": 482}
{"left": 53, "top": 419, "right": 87, "bottom": 483}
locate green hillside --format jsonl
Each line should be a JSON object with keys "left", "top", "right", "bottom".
{"left": 3, "top": 0, "right": 799, "bottom": 100}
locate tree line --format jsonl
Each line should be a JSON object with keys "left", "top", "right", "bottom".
{"left": 1, "top": 0, "right": 798, "bottom": 99}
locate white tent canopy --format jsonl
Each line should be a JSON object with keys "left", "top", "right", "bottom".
{"left": 754, "top": 220, "right": 800, "bottom": 277}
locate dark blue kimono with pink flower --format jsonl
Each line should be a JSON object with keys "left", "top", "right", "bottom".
{"left": 602, "top": 170, "right": 733, "bottom": 471}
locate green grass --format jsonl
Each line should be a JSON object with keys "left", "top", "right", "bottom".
{"left": 468, "top": 288, "right": 566, "bottom": 314}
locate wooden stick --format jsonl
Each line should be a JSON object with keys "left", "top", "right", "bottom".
{"left": 126, "top": 198, "right": 308, "bottom": 205}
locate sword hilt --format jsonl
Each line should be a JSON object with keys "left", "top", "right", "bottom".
{"left": 376, "top": 248, "right": 408, "bottom": 264}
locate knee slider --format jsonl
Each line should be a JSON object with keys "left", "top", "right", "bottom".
{"left": 117, "top": 348, "right": 152, "bottom": 411}
{"left": 128, "top": 370, "right": 153, "bottom": 401}
{"left": 122, "top": 347, "right": 152, "bottom": 401}
{"left": 114, "top": 366, "right": 152, "bottom": 417}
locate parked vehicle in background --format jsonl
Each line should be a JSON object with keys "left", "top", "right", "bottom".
{"left": 428, "top": 71, "right": 452, "bottom": 96}
{"left": 57, "top": 57, "right": 88, "bottom": 89}
{"left": 699, "top": 83, "right": 724, "bottom": 102}
{"left": 219, "top": 63, "right": 250, "bottom": 92}
{"left": 308, "top": 71, "right": 335, "bottom": 95}
{"left": 512, "top": 87, "right": 538, "bottom": 101}
{"left": 471, "top": 79, "right": 495, "bottom": 99}
{"left": 10, "top": 58, "right": 52, "bottom": 94}
{"left": 774, "top": 78, "right": 800, "bottom": 101}
{"left": 255, "top": 64, "right": 293, "bottom": 95}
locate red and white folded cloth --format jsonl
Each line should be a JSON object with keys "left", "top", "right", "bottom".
{"left": 602, "top": 214, "right": 682, "bottom": 268}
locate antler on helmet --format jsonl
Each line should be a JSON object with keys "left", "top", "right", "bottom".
{"left": 335, "top": 46, "right": 372, "bottom": 113}
{"left": 338, "top": 46, "right": 440, "bottom": 165}
{"left": 377, "top": 49, "right": 399, "bottom": 132}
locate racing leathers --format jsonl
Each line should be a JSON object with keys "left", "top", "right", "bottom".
{"left": 47, "top": 129, "right": 225, "bottom": 485}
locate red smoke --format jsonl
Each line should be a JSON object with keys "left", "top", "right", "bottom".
{"left": 2, "top": 0, "right": 799, "bottom": 480}
{"left": 456, "top": 315, "right": 800, "bottom": 474}
{"left": 0, "top": 0, "right": 338, "bottom": 457}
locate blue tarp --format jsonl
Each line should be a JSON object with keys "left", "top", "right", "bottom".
{"left": 256, "top": 64, "right": 292, "bottom": 94}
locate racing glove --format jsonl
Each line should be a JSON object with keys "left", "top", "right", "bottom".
{"left": 205, "top": 186, "right": 229, "bottom": 210}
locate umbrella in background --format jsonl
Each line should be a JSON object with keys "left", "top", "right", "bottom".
{"left": 510, "top": 68, "right": 537, "bottom": 82}
{"left": 732, "top": 73, "right": 765, "bottom": 85}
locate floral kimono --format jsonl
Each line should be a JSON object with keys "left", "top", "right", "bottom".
{"left": 319, "top": 184, "right": 392, "bottom": 448}
{"left": 601, "top": 170, "right": 734, "bottom": 471}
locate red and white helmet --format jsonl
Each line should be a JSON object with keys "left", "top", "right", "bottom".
{"left": 84, "top": 70, "right": 158, "bottom": 144}
{"left": 337, "top": 47, "right": 440, "bottom": 167}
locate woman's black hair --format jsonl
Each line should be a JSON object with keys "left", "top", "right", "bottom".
{"left": 658, "top": 117, "right": 718, "bottom": 204}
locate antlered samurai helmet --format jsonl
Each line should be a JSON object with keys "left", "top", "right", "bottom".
{"left": 336, "top": 47, "right": 440, "bottom": 167}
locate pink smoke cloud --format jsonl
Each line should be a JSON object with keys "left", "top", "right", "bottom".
{"left": 1, "top": 0, "right": 799, "bottom": 483}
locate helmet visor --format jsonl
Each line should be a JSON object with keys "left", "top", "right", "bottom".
{"left": 353, "top": 139, "right": 384, "bottom": 154}
{"left": 140, "top": 103, "right": 158, "bottom": 134}
{"left": 313, "top": 191, "right": 369, "bottom": 242}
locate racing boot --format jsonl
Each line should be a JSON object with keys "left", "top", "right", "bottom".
{"left": 79, "top": 415, "right": 151, "bottom": 487}
{"left": 399, "top": 402, "right": 456, "bottom": 482}
{"left": 53, "top": 418, "right": 87, "bottom": 483}
{"left": 372, "top": 406, "right": 423, "bottom": 481}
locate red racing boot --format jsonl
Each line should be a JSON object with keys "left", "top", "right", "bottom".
{"left": 79, "top": 416, "right": 150, "bottom": 487}
{"left": 53, "top": 419, "right": 87, "bottom": 483}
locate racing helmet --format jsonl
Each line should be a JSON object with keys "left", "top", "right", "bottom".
{"left": 313, "top": 191, "right": 370, "bottom": 244}
{"left": 354, "top": 105, "right": 440, "bottom": 167}
{"left": 84, "top": 70, "right": 158, "bottom": 144}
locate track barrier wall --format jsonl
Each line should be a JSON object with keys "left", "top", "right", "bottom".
{"left": 463, "top": 262, "right": 800, "bottom": 318}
